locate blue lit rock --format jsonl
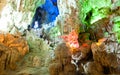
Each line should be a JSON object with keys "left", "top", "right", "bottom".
{"left": 31, "top": 0, "right": 59, "bottom": 29}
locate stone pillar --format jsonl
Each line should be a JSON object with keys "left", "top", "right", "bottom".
{"left": 56, "top": 0, "right": 78, "bottom": 35}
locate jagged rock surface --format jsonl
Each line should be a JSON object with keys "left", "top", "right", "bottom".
{"left": 0, "top": 33, "right": 29, "bottom": 75}
{"left": 49, "top": 43, "right": 84, "bottom": 75}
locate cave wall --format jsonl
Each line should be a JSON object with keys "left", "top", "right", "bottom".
{"left": 0, "top": 0, "right": 6, "bottom": 15}
{"left": 56, "top": 0, "right": 79, "bottom": 34}
{"left": 0, "top": 0, "right": 44, "bottom": 34}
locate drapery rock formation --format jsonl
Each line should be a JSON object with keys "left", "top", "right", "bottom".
{"left": 0, "top": 33, "right": 29, "bottom": 75}
{"left": 56, "top": 0, "right": 78, "bottom": 34}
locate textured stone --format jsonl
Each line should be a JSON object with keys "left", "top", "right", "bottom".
{"left": 0, "top": 33, "right": 29, "bottom": 74}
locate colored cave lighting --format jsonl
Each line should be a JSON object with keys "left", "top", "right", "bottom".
{"left": 31, "top": 0, "right": 59, "bottom": 29}
{"left": 96, "top": 38, "right": 107, "bottom": 46}
{"left": 60, "top": 30, "right": 79, "bottom": 51}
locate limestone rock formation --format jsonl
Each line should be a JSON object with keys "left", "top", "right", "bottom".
{"left": 16, "top": 31, "right": 51, "bottom": 75}
{"left": 0, "top": 33, "right": 29, "bottom": 75}
{"left": 49, "top": 43, "right": 84, "bottom": 75}
{"left": 0, "top": 0, "right": 36, "bottom": 34}
{"left": 0, "top": 0, "right": 6, "bottom": 15}
{"left": 56, "top": 0, "right": 78, "bottom": 34}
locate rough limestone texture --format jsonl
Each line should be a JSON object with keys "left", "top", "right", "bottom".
{"left": 49, "top": 43, "right": 84, "bottom": 75}
{"left": 57, "top": 0, "right": 77, "bottom": 19}
{"left": 0, "top": 33, "right": 29, "bottom": 75}
{"left": 56, "top": 0, "right": 78, "bottom": 34}
{"left": 0, "top": 0, "right": 33, "bottom": 34}
{"left": 16, "top": 31, "right": 52, "bottom": 75}
{"left": 0, "top": 0, "right": 6, "bottom": 15}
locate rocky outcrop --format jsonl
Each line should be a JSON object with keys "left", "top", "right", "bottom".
{"left": 56, "top": 0, "right": 78, "bottom": 34}
{"left": 16, "top": 31, "right": 51, "bottom": 75}
{"left": 0, "top": 33, "right": 29, "bottom": 75}
{"left": 0, "top": 0, "right": 42, "bottom": 34}
{"left": 49, "top": 43, "right": 84, "bottom": 75}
